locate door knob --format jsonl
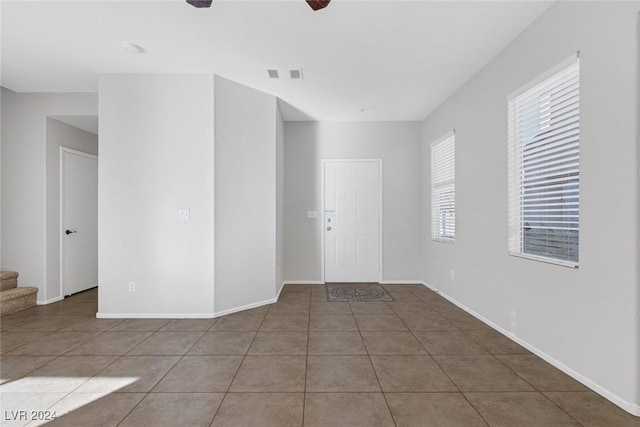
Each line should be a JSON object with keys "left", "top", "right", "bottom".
{"left": 326, "top": 227, "right": 332, "bottom": 231}
{"left": 65, "top": 229, "right": 77, "bottom": 235}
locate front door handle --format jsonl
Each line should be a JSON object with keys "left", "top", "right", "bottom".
{"left": 65, "top": 229, "right": 77, "bottom": 235}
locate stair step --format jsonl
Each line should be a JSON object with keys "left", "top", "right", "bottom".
{"left": 0, "top": 271, "right": 19, "bottom": 292}
{"left": 0, "top": 286, "right": 38, "bottom": 316}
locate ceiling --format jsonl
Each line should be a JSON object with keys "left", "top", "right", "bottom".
{"left": 50, "top": 115, "right": 99, "bottom": 135}
{"left": 1, "top": 0, "right": 552, "bottom": 121}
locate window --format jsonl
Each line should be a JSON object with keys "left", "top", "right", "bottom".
{"left": 431, "top": 131, "right": 455, "bottom": 242}
{"left": 508, "top": 54, "right": 580, "bottom": 267}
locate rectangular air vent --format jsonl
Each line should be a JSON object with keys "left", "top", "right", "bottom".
{"left": 267, "top": 68, "right": 303, "bottom": 80}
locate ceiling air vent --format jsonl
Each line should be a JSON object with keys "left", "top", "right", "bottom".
{"left": 267, "top": 68, "right": 303, "bottom": 80}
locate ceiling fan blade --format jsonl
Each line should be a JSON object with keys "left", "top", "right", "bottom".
{"left": 187, "top": 0, "right": 213, "bottom": 8}
{"left": 306, "top": 0, "right": 331, "bottom": 11}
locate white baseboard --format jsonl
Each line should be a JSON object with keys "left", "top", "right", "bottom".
{"left": 37, "top": 296, "right": 64, "bottom": 305}
{"left": 420, "top": 280, "right": 640, "bottom": 417}
{"left": 96, "top": 312, "right": 215, "bottom": 319}
{"left": 281, "top": 280, "right": 324, "bottom": 285}
{"left": 213, "top": 297, "right": 276, "bottom": 318}
{"left": 380, "top": 280, "right": 425, "bottom": 285}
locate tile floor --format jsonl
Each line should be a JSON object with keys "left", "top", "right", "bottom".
{"left": 1, "top": 284, "right": 639, "bottom": 426}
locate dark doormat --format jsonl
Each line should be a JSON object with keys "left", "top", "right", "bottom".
{"left": 325, "top": 283, "right": 394, "bottom": 302}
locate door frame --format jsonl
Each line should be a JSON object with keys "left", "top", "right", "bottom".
{"left": 60, "top": 146, "right": 99, "bottom": 297}
{"left": 320, "top": 159, "right": 383, "bottom": 284}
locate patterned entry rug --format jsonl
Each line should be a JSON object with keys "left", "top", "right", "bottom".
{"left": 326, "top": 283, "right": 394, "bottom": 302}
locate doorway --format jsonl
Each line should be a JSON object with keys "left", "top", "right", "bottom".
{"left": 60, "top": 147, "right": 98, "bottom": 296}
{"left": 322, "top": 159, "right": 382, "bottom": 283}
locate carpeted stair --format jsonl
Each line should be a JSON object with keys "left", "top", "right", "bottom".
{"left": 0, "top": 271, "right": 38, "bottom": 316}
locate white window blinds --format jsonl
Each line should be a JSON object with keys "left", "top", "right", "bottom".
{"left": 431, "top": 131, "right": 455, "bottom": 242}
{"left": 508, "top": 54, "right": 580, "bottom": 267}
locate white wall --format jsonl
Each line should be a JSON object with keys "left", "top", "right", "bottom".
{"left": 0, "top": 88, "right": 97, "bottom": 300}
{"left": 421, "top": 1, "right": 639, "bottom": 413}
{"left": 98, "top": 75, "right": 215, "bottom": 317}
{"left": 45, "top": 118, "right": 98, "bottom": 302}
{"left": 214, "top": 76, "right": 278, "bottom": 313}
{"left": 275, "top": 104, "right": 285, "bottom": 296}
{"left": 284, "top": 121, "right": 422, "bottom": 282}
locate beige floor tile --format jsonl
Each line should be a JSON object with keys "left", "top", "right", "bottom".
{"left": 58, "top": 318, "right": 124, "bottom": 332}
{"left": 496, "top": 355, "right": 588, "bottom": 391}
{"left": 0, "top": 314, "right": 42, "bottom": 331}
{"left": 39, "top": 392, "right": 145, "bottom": 427}
{"left": 544, "top": 391, "right": 640, "bottom": 427}
{"left": 259, "top": 314, "right": 309, "bottom": 331}
{"left": 395, "top": 311, "right": 457, "bottom": 331}
{"left": 349, "top": 302, "right": 394, "bottom": 315}
{"left": 309, "top": 302, "right": 352, "bottom": 314}
{"left": 159, "top": 318, "right": 216, "bottom": 331}
{"left": 278, "top": 292, "right": 311, "bottom": 303}
{"left": 0, "top": 331, "right": 48, "bottom": 354}
{"left": 306, "top": 355, "right": 380, "bottom": 392}
{"left": 465, "top": 392, "right": 581, "bottom": 427}
{"left": 441, "top": 312, "right": 493, "bottom": 331}
{"left": 126, "top": 331, "right": 204, "bottom": 355}
{"left": 120, "top": 392, "right": 224, "bottom": 427}
{"left": 6, "top": 332, "right": 99, "bottom": 356}
{"left": 361, "top": 331, "right": 427, "bottom": 355}
{"left": 304, "top": 393, "right": 395, "bottom": 427}
{"left": 1, "top": 355, "right": 117, "bottom": 392}
{"left": 109, "top": 319, "right": 171, "bottom": 332}
{"left": 370, "top": 355, "right": 457, "bottom": 392}
{"left": 353, "top": 314, "right": 407, "bottom": 331}
{"left": 75, "top": 355, "right": 180, "bottom": 393}
{"left": 211, "top": 393, "right": 304, "bottom": 427}
{"left": 0, "top": 355, "right": 57, "bottom": 384}
{"left": 7, "top": 315, "right": 87, "bottom": 332}
{"left": 66, "top": 332, "right": 154, "bottom": 355}
{"left": 413, "top": 330, "right": 488, "bottom": 355}
{"left": 386, "top": 392, "right": 488, "bottom": 427}
{"left": 308, "top": 331, "right": 366, "bottom": 355}
{"left": 153, "top": 355, "right": 242, "bottom": 392}
{"left": 0, "top": 392, "right": 67, "bottom": 427}
{"left": 267, "top": 302, "right": 310, "bottom": 316}
{"left": 387, "top": 301, "right": 432, "bottom": 313}
{"left": 187, "top": 331, "right": 255, "bottom": 355}
{"left": 309, "top": 314, "right": 358, "bottom": 331}
{"left": 247, "top": 331, "right": 308, "bottom": 355}
{"left": 229, "top": 355, "right": 306, "bottom": 392}
{"left": 210, "top": 314, "right": 264, "bottom": 331}
{"left": 465, "top": 329, "right": 530, "bottom": 355}
{"left": 434, "top": 355, "right": 534, "bottom": 392}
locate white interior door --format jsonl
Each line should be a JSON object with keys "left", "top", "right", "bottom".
{"left": 324, "top": 160, "right": 380, "bottom": 283}
{"left": 61, "top": 148, "right": 98, "bottom": 295}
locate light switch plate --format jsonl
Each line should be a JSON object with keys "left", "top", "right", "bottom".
{"left": 178, "top": 209, "right": 190, "bottom": 220}
{"left": 307, "top": 210, "right": 318, "bottom": 219}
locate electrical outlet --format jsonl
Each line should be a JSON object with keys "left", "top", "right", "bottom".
{"left": 307, "top": 210, "right": 318, "bottom": 219}
{"left": 178, "top": 209, "right": 190, "bottom": 220}
{"left": 450, "top": 270, "right": 455, "bottom": 280}
{"left": 129, "top": 281, "right": 136, "bottom": 292}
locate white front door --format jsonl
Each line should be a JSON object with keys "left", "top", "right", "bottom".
{"left": 324, "top": 160, "right": 380, "bottom": 283}
{"left": 61, "top": 148, "right": 98, "bottom": 295}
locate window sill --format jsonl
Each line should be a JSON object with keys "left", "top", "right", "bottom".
{"left": 508, "top": 252, "right": 578, "bottom": 269}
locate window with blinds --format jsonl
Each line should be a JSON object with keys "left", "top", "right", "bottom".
{"left": 508, "top": 54, "right": 580, "bottom": 267}
{"left": 431, "top": 131, "right": 455, "bottom": 242}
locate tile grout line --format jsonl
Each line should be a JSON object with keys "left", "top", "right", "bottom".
{"left": 206, "top": 307, "right": 269, "bottom": 426}
{"left": 113, "top": 321, "right": 192, "bottom": 426}
{"left": 351, "top": 299, "right": 398, "bottom": 427}
{"left": 397, "top": 291, "right": 493, "bottom": 427}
